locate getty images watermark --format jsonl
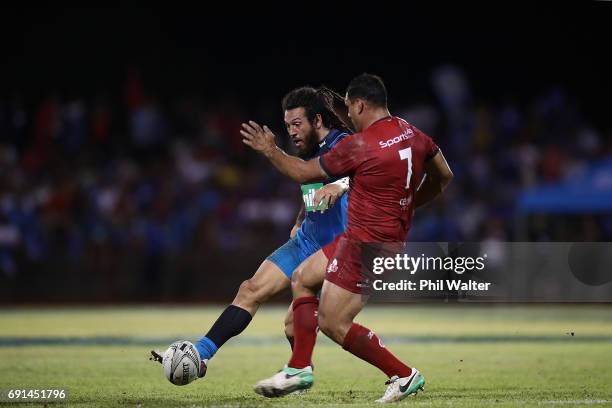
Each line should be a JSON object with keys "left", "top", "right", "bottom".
{"left": 358, "top": 242, "right": 612, "bottom": 302}
{"left": 372, "top": 252, "right": 491, "bottom": 292}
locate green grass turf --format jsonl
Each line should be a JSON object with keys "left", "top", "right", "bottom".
{"left": 1, "top": 305, "right": 611, "bottom": 407}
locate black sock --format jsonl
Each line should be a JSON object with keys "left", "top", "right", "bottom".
{"left": 205, "top": 305, "right": 253, "bottom": 348}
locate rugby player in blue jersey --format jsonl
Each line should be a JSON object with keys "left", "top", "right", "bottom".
{"left": 151, "top": 87, "right": 352, "bottom": 380}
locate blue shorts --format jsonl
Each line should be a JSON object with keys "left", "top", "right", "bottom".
{"left": 266, "top": 234, "right": 321, "bottom": 279}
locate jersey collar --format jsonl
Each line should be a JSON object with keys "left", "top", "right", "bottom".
{"left": 318, "top": 128, "right": 343, "bottom": 149}
{"left": 365, "top": 115, "right": 393, "bottom": 131}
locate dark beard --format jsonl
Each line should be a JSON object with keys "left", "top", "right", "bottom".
{"left": 297, "top": 128, "right": 320, "bottom": 159}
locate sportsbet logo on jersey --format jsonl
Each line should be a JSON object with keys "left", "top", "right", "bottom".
{"left": 301, "top": 183, "right": 327, "bottom": 212}
{"left": 379, "top": 127, "right": 413, "bottom": 148}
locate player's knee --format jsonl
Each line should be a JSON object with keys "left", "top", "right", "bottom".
{"left": 291, "top": 266, "right": 312, "bottom": 295}
{"left": 290, "top": 267, "right": 303, "bottom": 287}
{"left": 236, "top": 279, "right": 266, "bottom": 304}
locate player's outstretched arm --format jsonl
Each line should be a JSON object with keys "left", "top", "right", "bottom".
{"left": 414, "top": 150, "right": 453, "bottom": 208}
{"left": 241, "top": 121, "right": 327, "bottom": 183}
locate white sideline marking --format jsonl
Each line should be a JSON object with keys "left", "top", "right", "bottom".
{"left": 541, "top": 400, "right": 609, "bottom": 405}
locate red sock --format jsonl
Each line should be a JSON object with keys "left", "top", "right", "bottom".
{"left": 288, "top": 296, "right": 319, "bottom": 369}
{"left": 342, "top": 323, "right": 412, "bottom": 378}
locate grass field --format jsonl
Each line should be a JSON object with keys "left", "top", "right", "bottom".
{"left": 1, "top": 305, "right": 612, "bottom": 407}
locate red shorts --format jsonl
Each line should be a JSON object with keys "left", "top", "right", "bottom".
{"left": 322, "top": 233, "right": 372, "bottom": 295}
{"left": 323, "top": 234, "right": 406, "bottom": 295}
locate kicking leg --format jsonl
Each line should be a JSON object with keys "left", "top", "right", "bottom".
{"left": 232, "top": 260, "right": 289, "bottom": 314}
{"left": 195, "top": 260, "right": 290, "bottom": 362}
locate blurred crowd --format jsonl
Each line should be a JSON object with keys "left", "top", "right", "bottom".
{"left": 404, "top": 66, "right": 612, "bottom": 243}
{"left": 1, "top": 66, "right": 611, "bottom": 300}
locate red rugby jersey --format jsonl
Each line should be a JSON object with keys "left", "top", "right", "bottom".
{"left": 319, "top": 116, "right": 439, "bottom": 242}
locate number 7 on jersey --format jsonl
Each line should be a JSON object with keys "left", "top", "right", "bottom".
{"left": 399, "top": 147, "right": 412, "bottom": 189}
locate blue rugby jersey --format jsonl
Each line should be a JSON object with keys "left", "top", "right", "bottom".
{"left": 296, "top": 128, "right": 349, "bottom": 247}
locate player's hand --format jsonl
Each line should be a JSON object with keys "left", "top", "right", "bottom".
{"left": 313, "top": 183, "right": 344, "bottom": 213}
{"left": 241, "top": 121, "right": 277, "bottom": 156}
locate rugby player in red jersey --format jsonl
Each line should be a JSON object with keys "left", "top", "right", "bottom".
{"left": 242, "top": 73, "right": 453, "bottom": 403}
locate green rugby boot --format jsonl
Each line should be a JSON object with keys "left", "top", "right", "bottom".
{"left": 375, "top": 368, "right": 425, "bottom": 403}
{"left": 254, "top": 365, "right": 314, "bottom": 398}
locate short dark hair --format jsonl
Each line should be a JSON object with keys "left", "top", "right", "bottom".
{"left": 282, "top": 86, "right": 352, "bottom": 133}
{"left": 346, "top": 73, "right": 387, "bottom": 108}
